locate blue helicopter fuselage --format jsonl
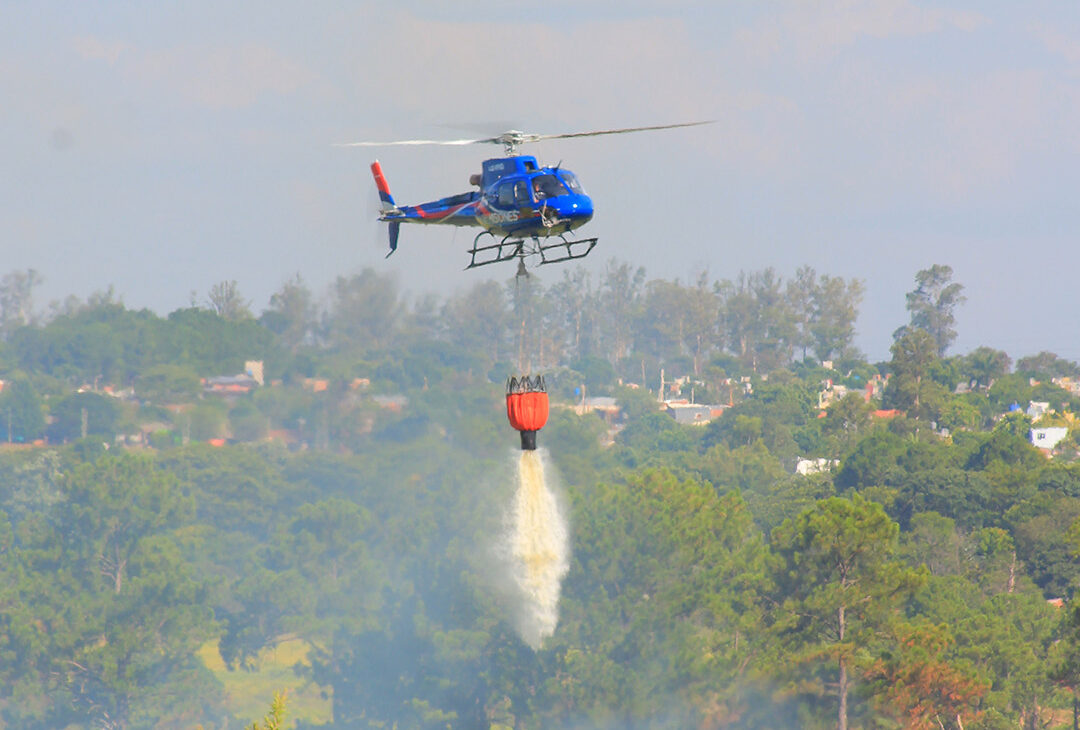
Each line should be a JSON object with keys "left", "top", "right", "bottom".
{"left": 374, "top": 155, "right": 594, "bottom": 239}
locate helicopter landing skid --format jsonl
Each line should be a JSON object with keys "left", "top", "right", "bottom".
{"left": 537, "top": 235, "right": 597, "bottom": 265}
{"left": 466, "top": 233, "right": 597, "bottom": 270}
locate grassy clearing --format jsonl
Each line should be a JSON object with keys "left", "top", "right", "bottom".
{"left": 197, "top": 637, "right": 333, "bottom": 726}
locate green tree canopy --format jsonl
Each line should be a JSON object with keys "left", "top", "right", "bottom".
{"left": 770, "top": 494, "right": 926, "bottom": 730}
{"left": 900, "top": 264, "right": 966, "bottom": 356}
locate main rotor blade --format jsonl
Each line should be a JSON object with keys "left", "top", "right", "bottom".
{"left": 522, "top": 121, "right": 714, "bottom": 144}
{"left": 335, "top": 121, "right": 713, "bottom": 151}
{"left": 335, "top": 137, "right": 491, "bottom": 147}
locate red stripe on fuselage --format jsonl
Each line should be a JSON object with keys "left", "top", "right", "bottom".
{"left": 414, "top": 200, "right": 474, "bottom": 220}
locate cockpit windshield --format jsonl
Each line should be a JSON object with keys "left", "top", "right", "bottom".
{"left": 559, "top": 171, "right": 585, "bottom": 194}
{"left": 531, "top": 174, "right": 568, "bottom": 201}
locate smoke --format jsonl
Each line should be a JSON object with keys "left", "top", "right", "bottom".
{"left": 503, "top": 448, "right": 570, "bottom": 649}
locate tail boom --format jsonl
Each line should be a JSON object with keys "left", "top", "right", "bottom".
{"left": 368, "top": 160, "right": 481, "bottom": 257}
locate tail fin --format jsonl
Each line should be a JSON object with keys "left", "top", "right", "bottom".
{"left": 370, "top": 160, "right": 397, "bottom": 213}
{"left": 370, "top": 160, "right": 402, "bottom": 257}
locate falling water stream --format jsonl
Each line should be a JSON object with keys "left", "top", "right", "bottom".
{"left": 508, "top": 449, "right": 569, "bottom": 649}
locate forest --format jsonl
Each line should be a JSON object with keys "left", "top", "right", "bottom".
{"left": 0, "top": 261, "right": 1079, "bottom": 729}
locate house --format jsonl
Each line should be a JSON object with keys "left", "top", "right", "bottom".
{"left": 818, "top": 379, "right": 849, "bottom": 409}
{"left": 665, "top": 402, "right": 714, "bottom": 425}
{"left": 244, "top": 360, "right": 265, "bottom": 386}
{"left": 1027, "top": 401, "right": 1050, "bottom": 420}
{"left": 796, "top": 457, "right": 838, "bottom": 475}
{"left": 102, "top": 385, "right": 136, "bottom": 400}
{"left": 267, "top": 429, "right": 300, "bottom": 447}
{"left": 863, "top": 373, "right": 888, "bottom": 401}
{"left": 203, "top": 374, "right": 259, "bottom": 395}
{"left": 1031, "top": 426, "right": 1068, "bottom": 453}
{"left": 1054, "top": 377, "right": 1080, "bottom": 397}
{"left": 373, "top": 394, "right": 408, "bottom": 411}
{"left": 203, "top": 374, "right": 258, "bottom": 395}
{"left": 577, "top": 397, "right": 621, "bottom": 420}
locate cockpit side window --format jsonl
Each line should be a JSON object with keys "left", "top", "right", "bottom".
{"left": 559, "top": 171, "right": 585, "bottom": 194}
{"left": 531, "top": 174, "right": 567, "bottom": 201}
{"left": 514, "top": 180, "right": 530, "bottom": 205}
{"left": 496, "top": 181, "right": 515, "bottom": 208}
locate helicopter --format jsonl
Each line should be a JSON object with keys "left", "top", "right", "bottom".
{"left": 339, "top": 122, "right": 711, "bottom": 273}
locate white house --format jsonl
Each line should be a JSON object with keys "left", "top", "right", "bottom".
{"left": 1027, "top": 401, "right": 1050, "bottom": 420}
{"left": 1031, "top": 426, "right": 1068, "bottom": 452}
{"left": 796, "top": 457, "right": 839, "bottom": 475}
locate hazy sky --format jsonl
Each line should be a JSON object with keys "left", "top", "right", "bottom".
{"left": 3, "top": 1, "right": 1079, "bottom": 361}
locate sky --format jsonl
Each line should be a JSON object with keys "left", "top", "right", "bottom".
{"left": 2, "top": 1, "right": 1079, "bottom": 362}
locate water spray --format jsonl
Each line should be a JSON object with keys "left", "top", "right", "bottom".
{"left": 503, "top": 374, "right": 568, "bottom": 648}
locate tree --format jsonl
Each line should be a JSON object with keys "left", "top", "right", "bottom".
{"left": 887, "top": 327, "right": 944, "bottom": 419}
{"left": 1051, "top": 600, "right": 1080, "bottom": 730}
{"left": 188, "top": 401, "right": 227, "bottom": 441}
{"left": 229, "top": 400, "right": 268, "bottom": 442}
{"left": 1011, "top": 497, "right": 1080, "bottom": 598}
{"left": 440, "top": 280, "right": 510, "bottom": 364}
{"left": 58, "top": 455, "right": 194, "bottom": 594}
{"left": 135, "top": 364, "right": 201, "bottom": 403}
{"left": 703, "top": 375, "right": 815, "bottom": 462}
{"left": 866, "top": 620, "right": 987, "bottom": 729}
{"left": 247, "top": 691, "right": 288, "bottom": 730}
{"left": 820, "top": 392, "right": 872, "bottom": 455}
{"left": 0, "top": 268, "right": 41, "bottom": 338}
{"left": 596, "top": 259, "right": 645, "bottom": 364}
{"left": 787, "top": 265, "right": 817, "bottom": 361}
{"left": 1016, "top": 351, "right": 1080, "bottom": 379}
{"left": 718, "top": 273, "right": 758, "bottom": 370}
{"left": 749, "top": 268, "right": 796, "bottom": 370}
{"left": 556, "top": 468, "right": 768, "bottom": 726}
{"left": 949, "top": 591, "right": 1059, "bottom": 728}
{"left": 616, "top": 411, "right": 696, "bottom": 457}
{"left": 901, "top": 264, "right": 966, "bottom": 356}
{"left": 960, "top": 346, "right": 1011, "bottom": 390}
{"left": 41, "top": 454, "right": 216, "bottom": 727}
{"left": 770, "top": 495, "right": 925, "bottom": 730}
{"left": 223, "top": 497, "right": 372, "bottom": 668}
{"left": 938, "top": 397, "right": 981, "bottom": 432}
{"left": 810, "top": 275, "right": 864, "bottom": 362}
{"left": 682, "top": 271, "right": 720, "bottom": 375}
{"left": 544, "top": 268, "right": 594, "bottom": 363}
{"left": 46, "top": 391, "right": 121, "bottom": 443}
{"left": 717, "top": 268, "right": 796, "bottom": 373}
{"left": 0, "top": 379, "right": 45, "bottom": 443}
{"left": 162, "top": 306, "right": 277, "bottom": 376}
{"left": 324, "top": 268, "right": 402, "bottom": 352}
{"left": 206, "top": 280, "right": 253, "bottom": 321}
{"left": 260, "top": 273, "right": 316, "bottom": 352}
{"left": 637, "top": 279, "right": 689, "bottom": 365}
